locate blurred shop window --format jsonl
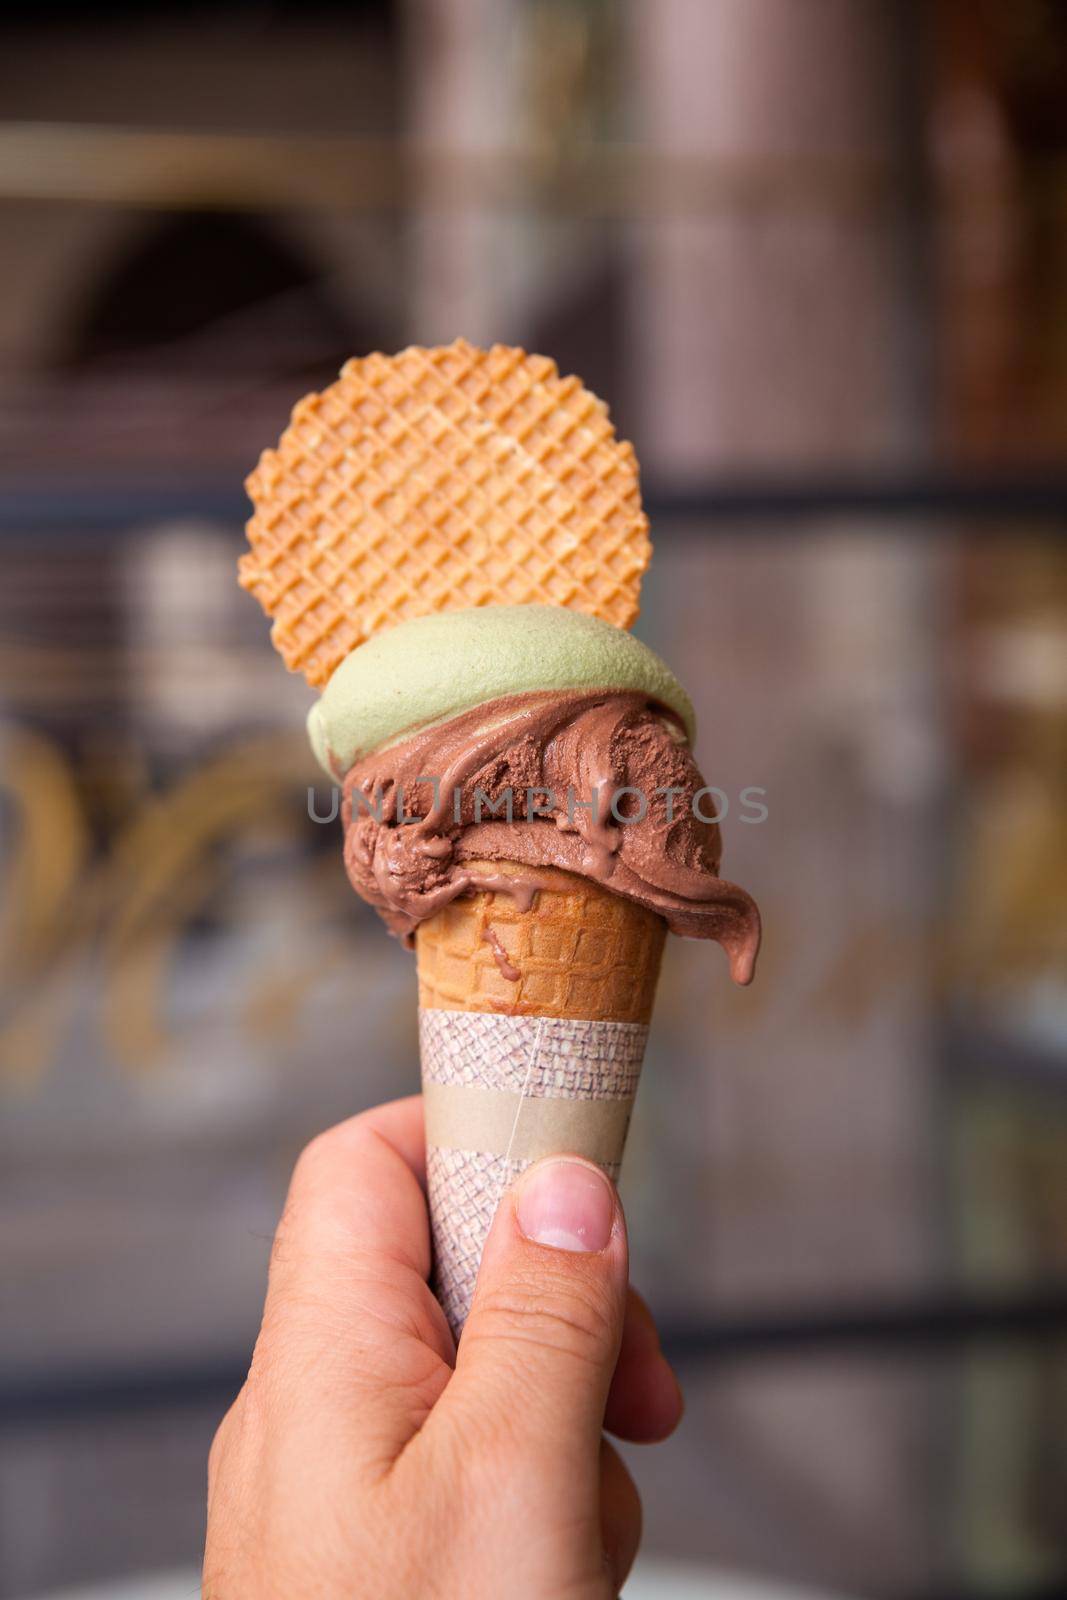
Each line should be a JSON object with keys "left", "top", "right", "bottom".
{"left": 17, "top": 207, "right": 400, "bottom": 473}
{"left": 122, "top": 520, "right": 310, "bottom": 756}
{"left": 61, "top": 210, "right": 360, "bottom": 377}
{"left": 933, "top": 0, "right": 1067, "bottom": 460}
{"left": 530, "top": 253, "right": 627, "bottom": 440}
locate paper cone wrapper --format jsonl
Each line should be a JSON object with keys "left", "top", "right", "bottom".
{"left": 416, "top": 861, "right": 666, "bottom": 1338}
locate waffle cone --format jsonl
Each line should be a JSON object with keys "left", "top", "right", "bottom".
{"left": 416, "top": 863, "right": 665, "bottom": 1335}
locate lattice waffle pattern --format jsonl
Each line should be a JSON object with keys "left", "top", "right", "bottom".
{"left": 425, "top": 1147, "right": 529, "bottom": 1336}
{"left": 239, "top": 340, "right": 651, "bottom": 686}
{"left": 416, "top": 864, "right": 666, "bottom": 1023}
{"left": 419, "top": 1009, "right": 647, "bottom": 1099}
{"left": 425, "top": 1140, "right": 624, "bottom": 1337}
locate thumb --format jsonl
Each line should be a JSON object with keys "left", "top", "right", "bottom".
{"left": 444, "top": 1156, "right": 628, "bottom": 1458}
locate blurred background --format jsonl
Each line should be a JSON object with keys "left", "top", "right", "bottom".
{"left": 1, "top": 2, "right": 1066, "bottom": 1597}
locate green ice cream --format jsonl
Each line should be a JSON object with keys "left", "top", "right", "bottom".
{"left": 307, "top": 604, "right": 695, "bottom": 778}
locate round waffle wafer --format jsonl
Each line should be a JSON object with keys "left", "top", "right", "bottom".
{"left": 239, "top": 339, "right": 651, "bottom": 687}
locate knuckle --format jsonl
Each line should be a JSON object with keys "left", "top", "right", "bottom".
{"left": 473, "top": 1266, "right": 618, "bottom": 1369}
{"left": 206, "top": 1405, "right": 233, "bottom": 1491}
{"left": 272, "top": 1115, "right": 391, "bottom": 1276}
{"left": 245, "top": 1314, "right": 303, "bottom": 1406}
{"left": 267, "top": 1199, "right": 298, "bottom": 1274}
{"left": 215, "top": 1384, "right": 246, "bottom": 1436}
{"left": 277, "top": 1118, "right": 378, "bottom": 1251}
{"left": 288, "top": 1125, "right": 334, "bottom": 1193}
{"left": 270, "top": 1126, "right": 357, "bottom": 1267}
{"left": 292, "top": 1113, "right": 375, "bottom": 1187}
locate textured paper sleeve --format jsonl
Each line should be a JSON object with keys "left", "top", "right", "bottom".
{"left": 419, "top": 1008, "right": 648, "bottom": 1337}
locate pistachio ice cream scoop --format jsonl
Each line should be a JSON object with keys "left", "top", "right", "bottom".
{"left": 308, "top": 603, "right": 695, "bottom": 777}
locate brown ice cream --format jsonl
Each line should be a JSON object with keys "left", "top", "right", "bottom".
{"left": 341, "top": 689, "right": 761, "bottom": 985}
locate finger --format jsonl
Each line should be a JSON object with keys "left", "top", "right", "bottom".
{"left": 251, "top": 1096, "right": 453, "bottom": 1473}
{"left": 604, "top": 1287, "right": 685, "bottom": 1444}
{"left": 264, "top": 1095, "right": 432, "bottom": 1302}
{"left": 599, "top": 1437, "right": 642, "bottom": 1595}
{"left": 440, "top": 1156, "right": 628, "bottom": 1466}
{"left": 356, "top": 1092, "right": 429, "bottom": 1188}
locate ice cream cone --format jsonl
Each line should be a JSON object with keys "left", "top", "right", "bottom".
{"left": 416, "top": 861, "right": 666, "bottom": 1337}
{"left": 237, "top": 343, "right": 762, "bottom": 1339}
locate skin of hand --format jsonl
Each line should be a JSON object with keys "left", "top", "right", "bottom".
{"left": 204, "top": 1095, "right": 684, "bottom": 1599}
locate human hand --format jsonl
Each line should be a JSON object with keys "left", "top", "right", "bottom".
{"left": 204, "top": 1096, "right": 684, "bottom": 1598}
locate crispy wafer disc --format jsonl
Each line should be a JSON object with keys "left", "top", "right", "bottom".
{"left": 239, "top": 340, "right": 651, "bottom": 686}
